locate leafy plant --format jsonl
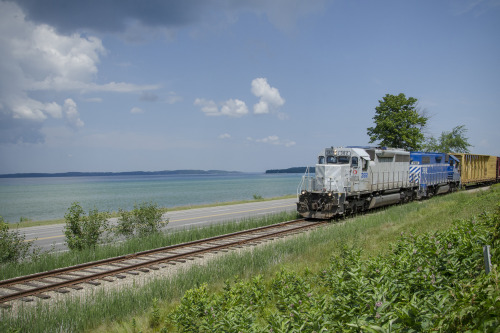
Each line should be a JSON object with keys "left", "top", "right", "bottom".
{"left": 64, "top": 202, "right": 110, "bottom": 251}
{"left": 0, "top": 216, "right": 33, "bottom": 264}
{"left": 117, "top": 201, "right": 166, "bottom": 237}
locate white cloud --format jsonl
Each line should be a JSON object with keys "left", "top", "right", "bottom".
{"left": 63, "top": 99, "right": 84, "bottom": 128}
{"left": 218, "top": 133, "right": 231, "bottom": 139}
{"left": 247, "top": 135, "right": 296, "bottom": 147}
{"left": 195, "top": 98, "right": 248, "bottom": 117}
{"left": 130, "top": 107, "right": 145, "bottom": 114}
{"left": 220, "top": 99, "right": 248, "bottom": 117}
{"left": 194, "top": 98, "right": 219, "bottom": 116}
{"left": 166, "top": 91, "right": 182, "bottom": 104}
{"left": 0, "top": 1, "right": 157, "bottom": 143}
{"left": 251, "top": 78, "right": 285, "bottom": 115}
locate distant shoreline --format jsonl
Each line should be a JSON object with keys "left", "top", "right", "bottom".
{"left": 265, "top": 167, "right": 314, "bottom": 174}
{"left": 0, "top": 170, "right": 243, "bottom": 179}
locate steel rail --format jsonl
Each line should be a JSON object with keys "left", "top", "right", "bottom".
{"left": 1, "top": 218, "right": 325, "bottom": 304}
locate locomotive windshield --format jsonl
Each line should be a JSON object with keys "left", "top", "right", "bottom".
{"left": 338, "top": 156, "right": 350, "bottom": 164}
{"left": 325, "top": 156, "right": 350, "bottom": 164}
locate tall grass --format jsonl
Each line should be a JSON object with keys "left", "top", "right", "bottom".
{"left": 1, "top": 186, "right": 499, "bottom": 332}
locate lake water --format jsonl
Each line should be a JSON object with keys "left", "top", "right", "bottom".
{"left": 0, "top": 173, "right": 303, "bottom": 223}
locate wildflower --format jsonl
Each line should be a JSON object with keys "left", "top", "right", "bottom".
{"left": 290, "top": 313, "right": 294, "bottom": 317}
{"left": 375, "top": 313, "right": 381, "bottom": 319}
{"left": 290, "top": 303, "right": 294, "bottom": 308}
{"left": 307, "top": 293, "right": 312, "bottom": 297}
{"left": 417, "top": 266, "right": 421, "bottom": 272}
{"left": 413, "top": 249, "right": 417, "bottom": 255}
{"left": 448, "top": 243, "right": 452, "bottom": 249}
{"left": 375, "top": 301, "right": 383, "bottom": 308}
{"left": 376, "top": 269, "right": 380, "bottom": 273}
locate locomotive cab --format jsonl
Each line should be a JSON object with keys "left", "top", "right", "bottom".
{"left": 297, "top": 147, "right": 373, "bottom": 218}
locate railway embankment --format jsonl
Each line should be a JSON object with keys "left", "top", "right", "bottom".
{"left": 1, "top": 185, "right": 499, "bottom": 332}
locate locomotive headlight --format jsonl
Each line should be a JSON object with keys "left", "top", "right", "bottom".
{"left": 301, "top": 190, "right": 306, "bottom": 195}
{"left": 328, "top": 192, "right": 332, "bottom": 197}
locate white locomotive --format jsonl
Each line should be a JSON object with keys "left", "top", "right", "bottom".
{"left": 297, "top": 146, "right": 415, "bottom": 218}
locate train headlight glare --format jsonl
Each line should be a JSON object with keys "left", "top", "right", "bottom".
{"left": 301, "top": 190, "right": 306, "bottom": 195}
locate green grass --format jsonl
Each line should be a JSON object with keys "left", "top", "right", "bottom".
{"left": 1, "top": 186, "right": 499, "bottom": 332}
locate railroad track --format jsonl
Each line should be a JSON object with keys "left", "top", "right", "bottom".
{"left": 0, "top": 218, "right": 326, "bottom": 308}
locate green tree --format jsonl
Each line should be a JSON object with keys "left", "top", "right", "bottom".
{"left": 423, "top": 125, "right": 472, "bottom": 153}
{"left": 367, "top": 93, "right": 428, "bottom": 150}
{"left": 0, "top": 216, "right": 33, "bottom": 264}
{"left": 64, "top": 202, "right": 110, "bottom": 250}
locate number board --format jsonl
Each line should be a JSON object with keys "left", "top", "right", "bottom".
{"left": 336, "top": 150, "right": 351, "bottom": 156}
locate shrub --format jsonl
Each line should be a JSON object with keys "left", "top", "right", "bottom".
{"left": 166, "top": 207, "right": 500, "bottom": 332}
{"left": 253, "top": 194, "right": 264, "bottom": 200}
{"left": 0, "top": 216, "right": 33, "bottom": 264}
{"left": 117, "top": 201, "right": 166, "bottom": 237}
{"left": 64, "top": 202, "right": 110, "bottom": 251}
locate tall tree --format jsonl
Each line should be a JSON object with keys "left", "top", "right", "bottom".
{"left": 367, "top": 93, "right": 428, "bottom": 150}
{"left": 423, "top": 125, "right": 472, "bottom": 153}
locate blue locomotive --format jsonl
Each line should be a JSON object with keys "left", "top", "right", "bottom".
{"left": 297, "top": 146, "right": 461, "bottom": 219}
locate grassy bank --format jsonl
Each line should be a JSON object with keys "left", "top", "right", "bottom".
{"left": 0, "top": 211, "right": 298, "bottom": 281}
{"left": 7, "top": 195, "right": 296, "bottom": 229}
{"left": 1, "top": 186, "right": 499, "bottom": 332}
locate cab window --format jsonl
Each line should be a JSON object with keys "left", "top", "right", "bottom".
{"left": 318, "top": 156, "right": 325, "bottom": 164}
{"left": 338, "top": 156, "right": 350, "bottom": 164}
{"left": 362, "top": 159, "right": 369, "bottom": 171}
{"left": 326, "top": 156, "right": 337, "bottom": 164}
{"left": 351, "top": 156, "right": 358, "bottom": 167}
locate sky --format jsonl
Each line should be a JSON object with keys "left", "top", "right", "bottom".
{"left": 0, "top": 0, "right": 499, "bottom": 174}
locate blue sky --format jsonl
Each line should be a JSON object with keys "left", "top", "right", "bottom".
{"left": 0, "top": 0, "right": 499, "bottom": 173}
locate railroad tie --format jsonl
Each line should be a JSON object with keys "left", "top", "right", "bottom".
{"left": 67, "top": 285, "right": 84, "bottom": 290}
{"left": 34, "top": 293, "right": 51, "bottom": 299}
{"left": 98, "top": 277, "right": 114, "bottom": 282}
{"left": 55, "top": 289, "right": 70, "bottom": 294}
{"left": 85, "top": 280, "right": 101, "bottom": 286}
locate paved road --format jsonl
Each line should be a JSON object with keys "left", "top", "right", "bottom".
{"left": 21, "top": 198, "right": 298, "bottom": 252}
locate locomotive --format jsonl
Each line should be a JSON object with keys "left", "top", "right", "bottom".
{"left": 296, "top": 146, "right": 475, "bottom": 219}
